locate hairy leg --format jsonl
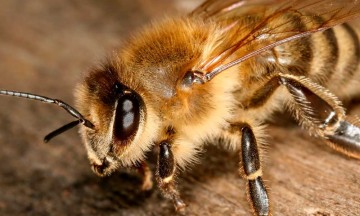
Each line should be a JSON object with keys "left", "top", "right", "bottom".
{"left": 134, "top": 161, "right": 153, "bottom": 191}
{"left": 230, "top": 123, "right": 270, "bottom": 216}
{"left": 246, "top": 73, "right": 360, "bottom": 158}
{"left": 156, "top": 141, "right": 186, "bottom": 212}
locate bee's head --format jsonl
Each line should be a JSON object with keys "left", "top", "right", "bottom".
{"left": 75, "top": 62, "right": 159, "bottom": 176}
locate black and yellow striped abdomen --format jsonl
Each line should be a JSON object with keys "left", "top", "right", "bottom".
{"left": 327, "top": 22, "right": 360, "bottom": 98}
{"left": 234, "top": 13, "right": 360, "bottom": 111}
{"left": 273, "top": 21, "right": 360, "bottom": 99}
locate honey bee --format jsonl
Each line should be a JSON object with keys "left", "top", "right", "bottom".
{"left": 2, "top": 0, "right": 360, "bottom": 215}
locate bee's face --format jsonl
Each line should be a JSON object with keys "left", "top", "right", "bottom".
{"left": 75, "top": 63, "right": 157, "bottom": 176}
{"left": 73, "top": 17, "right": 213, "bottom": 176}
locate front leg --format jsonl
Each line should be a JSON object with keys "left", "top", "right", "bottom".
{"left": 157, "top": 141, "right": 186, "bottom": 212}
{"left": 134, "top": 161, "right": 153, "bottom": 191}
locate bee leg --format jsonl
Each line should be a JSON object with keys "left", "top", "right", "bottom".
{"left": 279, "top": 74, "right": 360, "bottom": 158}
{"left": 238, "top": 124, "right": 270, "bottom": 216}
{"left": 247, "top": 73, "right": 360, "bottom": 158}
{"left": 134, "top": 161, "right": 153, "bottom": 191}
{"left": 157, "top": 141, "right": 186, "bottom": 212}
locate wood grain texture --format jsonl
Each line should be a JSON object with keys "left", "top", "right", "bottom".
{"left": 0, "top": 1, "right": 360, "bottom": 215}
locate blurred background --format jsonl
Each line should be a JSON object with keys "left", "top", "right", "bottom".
{"left": 0, "top": 0, "right": 360, "bottom": 215}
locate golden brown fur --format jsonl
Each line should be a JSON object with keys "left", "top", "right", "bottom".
{"left": 76, "top": 17, "right": 242, "bottom": 169}
{"left": 76, "top": 6, "right": 360, "bottom": 171}
{"left": 73, "top": 1, "right": 360, "bottom": 214}
{"left": 2, "top": 1, "right": 360, "bottom": 215}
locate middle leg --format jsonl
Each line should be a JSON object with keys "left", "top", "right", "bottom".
{"left": 231, "top": 123, "right": 270, "bottom": 216}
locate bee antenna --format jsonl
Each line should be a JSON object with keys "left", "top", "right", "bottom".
{"left": 0, "top": 90, "right": 95, "bottom": 140}
{"left": 44, "top": 120, "right": 82, "bottom": 143}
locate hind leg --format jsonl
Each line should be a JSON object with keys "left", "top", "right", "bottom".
{"left": 246, "top": 73, "right": 360, "bottom": 158}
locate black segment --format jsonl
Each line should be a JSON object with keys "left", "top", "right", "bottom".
{"left": 248, "top": 177, "right": 270, "bottom": 216}
{"left": 44, "top": 120, "right": 81, "bottom": 143}
{"left": 113, "top": 92, "right": 141, "bottom": 142}
{"left": 158, "top": 142, "right": 174, "bottom": 179}
{"left": 342, "top": 24, "right": 360, "bottom": 77}
{"left": 308, "top": 15, "right": 338, "bottom": 83}
{"left": 280, "top": 77, "right": 338, "bottom": 127}
{"left": 284, "top": 13, "right": 313, "bottom": 77}
{"left": 321, "top": 28, "right": 339, "bottom": 80}
{"left": 327, "top": 120, "right": 360, "bottom": 154}
{"left": 241, "top": 126, "right": 261, "bottom": 176}
{"left": 240, "top": 125, "right": 270, "bottom": 215}
{"left": 156, "top": 141, "right": 185, "bottom": 212}
{"left": 247, "top": 76, "right": 280, "bottom": 109}
{"left": 0, "top": 90, "right": 94, "bottom": 131}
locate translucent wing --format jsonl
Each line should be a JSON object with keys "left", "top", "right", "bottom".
{"left": 190, "top": 0, "right": 243, "bottom": 18}
{"left": 190, "top": 0, "right": 360, "bottom": 81}
{"left": 191, "top": 0, "right": 279, "bottom": 18}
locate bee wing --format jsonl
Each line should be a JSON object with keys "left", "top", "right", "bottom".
{"left": 190, "top": 0, "right": 360, "bottom": 81}
{"left": 190, "top": 0, "right": 241, "bottom": 18}
{"left": 191, "top": 0, "right": 279, "bottom": 18}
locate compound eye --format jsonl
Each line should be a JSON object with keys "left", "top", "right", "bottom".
{"left": 113, "top": 92, "right": 141, "bottom": 143}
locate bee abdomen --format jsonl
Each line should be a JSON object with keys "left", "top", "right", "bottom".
{"left": 270, "top": 14, "right": 340, "bottom": 80}
{"left": 327, "top": 23, "right": 360, "bottom": 98}
{"left": 276, "top": 20, "right": 360, "bottom": 98}
{"left": 304, "top": 22, "right": 360, "bottom": 97}
{"left": 307, "top": 27, "right": 339, "bottom": 84}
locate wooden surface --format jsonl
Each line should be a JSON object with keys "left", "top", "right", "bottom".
{"left": 1, "top": 1, "right": 360, "bottom": 215}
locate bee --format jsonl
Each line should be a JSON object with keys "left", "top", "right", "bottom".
{"left": 2, "top": 0, "right": 360, "bottom": 215}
